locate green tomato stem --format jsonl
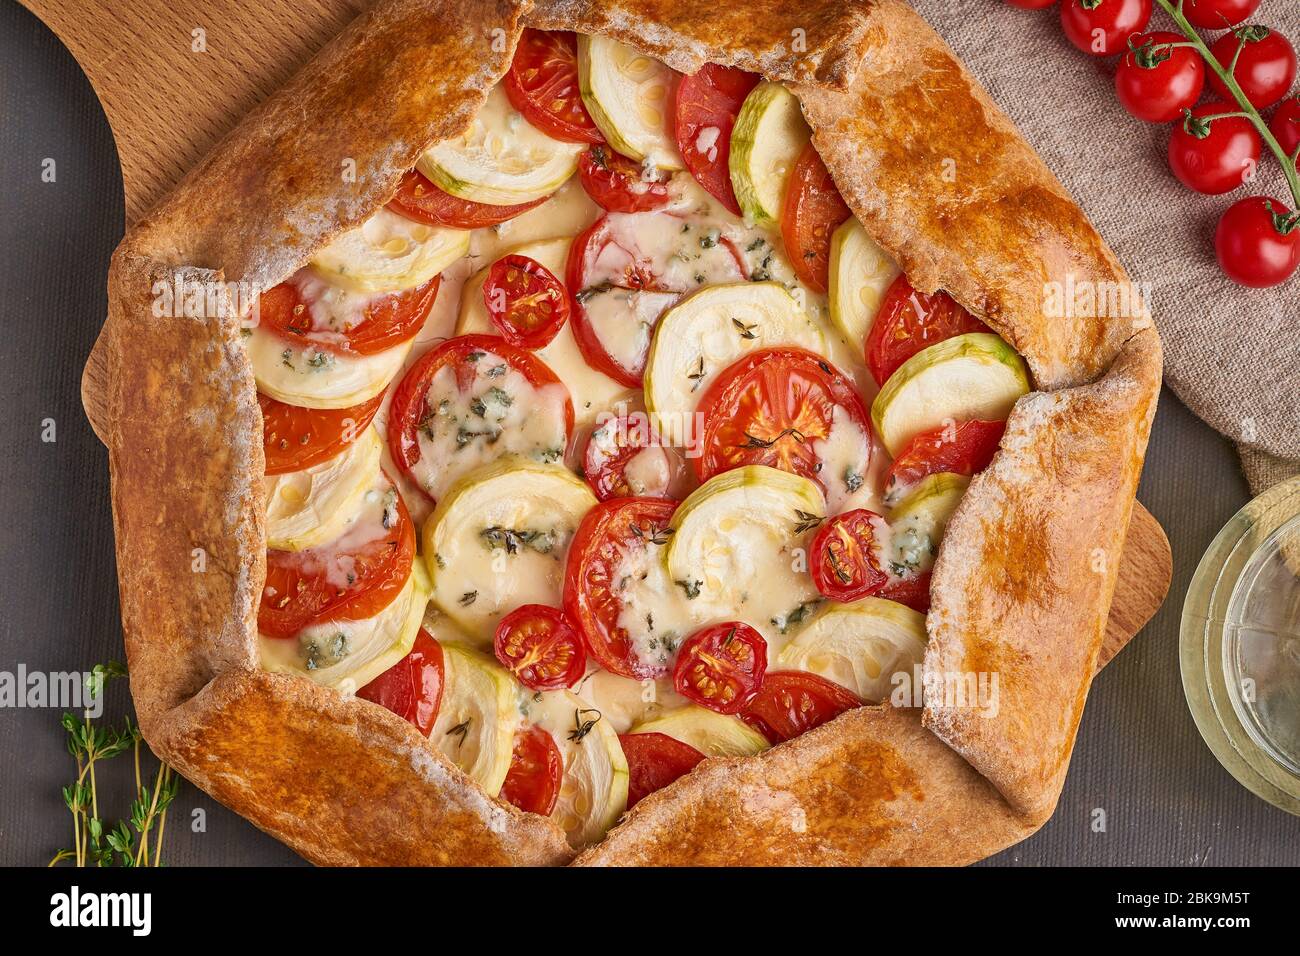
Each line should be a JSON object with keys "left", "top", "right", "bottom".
{"left": 1155, "top": 0, "right": 1300, "bottom": 209}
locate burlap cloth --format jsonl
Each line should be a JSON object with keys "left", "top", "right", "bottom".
{"left": 911, "top": 0, "right": 1298, "bottom": 494}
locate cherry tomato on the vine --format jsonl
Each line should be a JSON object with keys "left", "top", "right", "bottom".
{"left": 1207, "top": 26, "right": 1297, "bottom": 109}
{"left": 1269, "top": 95, "right": 1300, "bottom": 158}
{"left": 1059, "top": 0, "right": 1151, "bottom": 58}
{"left": 1115, "top": 31, "right": 1205, "bottom": 122}
{"left": 1182, "top": 0, "right": 1260, "bottom": 30}
{"left": 1214, "top": 196, "right": 1300, "bottom": 288}
{"left": 1167, "top": 102, "right": 1261, "bottom": 195}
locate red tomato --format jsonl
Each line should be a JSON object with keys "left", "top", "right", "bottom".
{"left": 1115, "top": 31, "right": 1205, "bottom": 122}
{"left": 504, "top": 29, "right": 603, "bottom": 144}
{"left": 356, "top": 628, "right": 445, "bottom": 736}
{"left": 494, "top": 604, "right": 587, "bottom": 690}
{"left": 259, "top": 392, "right": 383, "bottom": 476}
{"left": 577, "top": 146, "right": 671, "bottom": 213}
{"left": 1214, "top": 195, "right": 1300, "bottom": 288}
{"left": 563, "top": 497, "right": 679, "bottom": 680}
{"left": 1270, "top": 95, "right": 1300, "bottom": 157}
{"left": 1059, "top": 0, "right": 1151, "bottom": 56}
{"left": 1167, "top": 102, "right": 1261, "bottom": 195}
{"left": 673, "top": 622, "right": 768, "bottom": 715}
{"left": 258, "top": 274, "right": 439, "bottom": 357}
{"left": 1005, "top": 0, "right": 1057, "bottom": 8}
{"left": 866, "top": 275, "right": 989, "bottom": 386}
{"left": 878, "top": 571, "right": 933, "bottom": 614}
{"left": 566, "top": 213, "right": 745, "bottom": 386}
{"left": 780, "top": 144, "right": 851, "bottom": 293}
{"left": 740, "top": 671, "right": 862, "bottom": 743}
{"left": 387, "top": 169, "right": 546, "bottom": 228}
{"left": 583, "top": 413, "right": 684, "bottom": 500}
{"left": 1183, "top": 0, "right": 1260, "bottom": 29}
{"left": 500, "top": 725, "right": 563, "bottom": 816}
{"left": 673, "top": 63, "right": 760, "bottom": 215}
{"left": 809, "top": 510, "right": 889, "bottom": 603}
{"left": 1208, "top": 26, "right": 1297, "bottom": 109}
{"left": 387, "top": 334, "right": 574, "bottom": 500}
{"left": 695, "top": 347, "right": 872, "bottom": 497}
{"left": 483, "top": 254, "right": 570, "bottom": 349}
{"left": 883, "top": 420, "right": 1007, "bottom": 500}
{"left": 618, "top": 732, "right": 706, "bottom": 807}
{"left": 258, "top": 475, "right": 415, "bottom": 637}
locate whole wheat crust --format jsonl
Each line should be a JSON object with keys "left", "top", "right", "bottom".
{"left": 85, "top": 0, "right": 1162, "bottom": 865}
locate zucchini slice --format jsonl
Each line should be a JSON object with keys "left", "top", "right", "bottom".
{"left": 630, "top": 705, "right": 769, "bottom": 757}
{"left": 311, "top": 207, "right": 469, "bottom": 294}
{"left": 430, "top": 644, "right": 520, "bottom": 796}
{"left": 264, "top": 426, "right": 383, "bottom": 552}
{"left": 828, "top": 218, "right": 900, "bottom": 347}
{"left": 577, "top": 35, "right": 683, "bottom": 171}
{"left": 886, "top": 472, "right": 970, "bottom": 576}
{"left": 418, "top": 85, "right": 583, "bottom": 205}
{"left": 871, "top": 332, "right": 1030, "bottom": 457}
{"left": 776, "top": 597, "right": 928, "bottom": 703}
{"left": 247, "top": 326, "right": 413, "bottom": 410}
{"left": 729, "top": 81, "right": 810, "bottom": 227}
{"left": 423, "top": 457, "right": 597, "bottom": 641}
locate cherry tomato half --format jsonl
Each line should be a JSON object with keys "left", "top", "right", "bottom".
{"left": 809, "top": 510, "right": 890, "bottom": 603}
{"left": 1208, "top": 25, "right": 1297, "bottom": 109}
{"left": 483, "top": 254, "right": 571, "bottom": 349}
{"left": 1214, "top": 195, "right": 1300, "bottom": 288}
{"left": 1115, "top": 31, "right": 1205, "bottom": 123}
{"left": 781, "top": 143, "right": 852, "bottom": 293}
{"left": 259, "top": 392, "right": 383, "bottom": 476}
{"left": 1167, "top": 102, "right": 1261, "bottom": 195}
{"left": 258, "top": 474, "right": 415, "bottom": 638}
{"left": 563, "top": 497, "right": 680, "bottom": 680}
{"left": 673, "top": 63, "right": 761, "bottom": 215}
{"left": 883, "top": 419, "right": 1007, "bottom": 501}
{"left": 500, "top": 725, "right": 563, "bottom": 816}
{"left": 494, "top": 604, "right": 587, "bottom": 691}
{"left": 1059, "top": 0, "right": 1151, "bottom": 57}
{"left": 577, "top": 145, "right": 671, "bottom": 213}
{"left": 695, "top": 347, "right": 872, "bottom": 503}
{"left": 740, "top": 671, "right": 862, "bottom": 744}
{"left": 866, "top": 274, "right": 989, "bottom": 386}
{"left": 1269, "top": 95, "right": 1300, "bottom": 157}
{"left": 673, "top": 622, "right": 768, "bottom": 715}
{"left": 503, "top": 29, "right": 604, "bottom": 144}
{"left": 619, "top": 732, "right": 706, "bottom": 808}
{"left": 258, "top": 272, "right": 439, "bottom": 357}
{"left": 583, "top": 413, "right": 685, "bottom": 500}
{"left": 357, "top": 628, "right": 445, "bottom": 737}
{"left": 1183, "top": 0, "right": 1260, "bottom": 30}
{"left": 387, "top": 169, "right": 547, "bottom": 228}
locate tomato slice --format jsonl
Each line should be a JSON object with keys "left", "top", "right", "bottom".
{"left": 878, "top": 570, "right": 932, "bottom": 615}
{"left": 809, "top": 509, "right": 889, "bottom": 603}
{"left": 483, "top": 254, "right": 570, "bottom": 350}
{"left": 566, "top": 212, "right": 745, "bottom": 387}
{"left": 258, "top": 271, "right": 440, "bottom": 357}
{"left": 387, "top": 169, "right": 546, "bottom": 228}
{"left": 673, "top": 63, "right": 760, "bottom": 215}
{"left": 563, "top": 497, "right": 680, "bottom": 680}
{"left": 780, "top": 143, "right": 851, "bottom": 293}
{"left": 503, "top": 29, "right": 604, "bottom": 144}
{"left": 583, "top": 413, "right": 685, "bottom": 500}
{"left": 695, "top": 347, "right": 872, "bottom": 502}
{"left": 740, "top": 670, "right": 862, "bottom": 743}
{"left": 673, "top": 622, "right": 768, "bottom": 715}
{"left": 866, "top": 275, "right": 989, "bottom": 386}
{"left": 258, "top": 474, "right": 416, "bottom": 638}
{"left": 619, "top": 732, "right": 706, "bottom": 808}
{"left": 387, "top": 334, "right": 574, "bottom": 502}
{"left": 259, "top": 392, "right": 383, "bottom": 476}
{"left": 493, "top": 604, "right": 587, "bottom": 691}
{"left": 577, "top": 145, "right": 671, "bottom": 213}
{"left": 883, "top": 420, "right": 1006, "bottom": 501}
{"left": 500, "top": 725, "right": 564, "bottom": 816}
{"left": 356, "top": 628, "right": 445, "bottom": 736}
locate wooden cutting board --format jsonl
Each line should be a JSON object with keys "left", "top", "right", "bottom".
{"left": 25, "top": 0, "right": 1172, "bottom": 659}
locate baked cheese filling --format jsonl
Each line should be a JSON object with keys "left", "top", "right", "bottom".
{"left": 244, "top": 28, "right": 1033, "bottom": 848}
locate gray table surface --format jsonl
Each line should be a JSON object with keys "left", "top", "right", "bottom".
{"left": 1, "top": 0, "right": 1296, "bottom": 867}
